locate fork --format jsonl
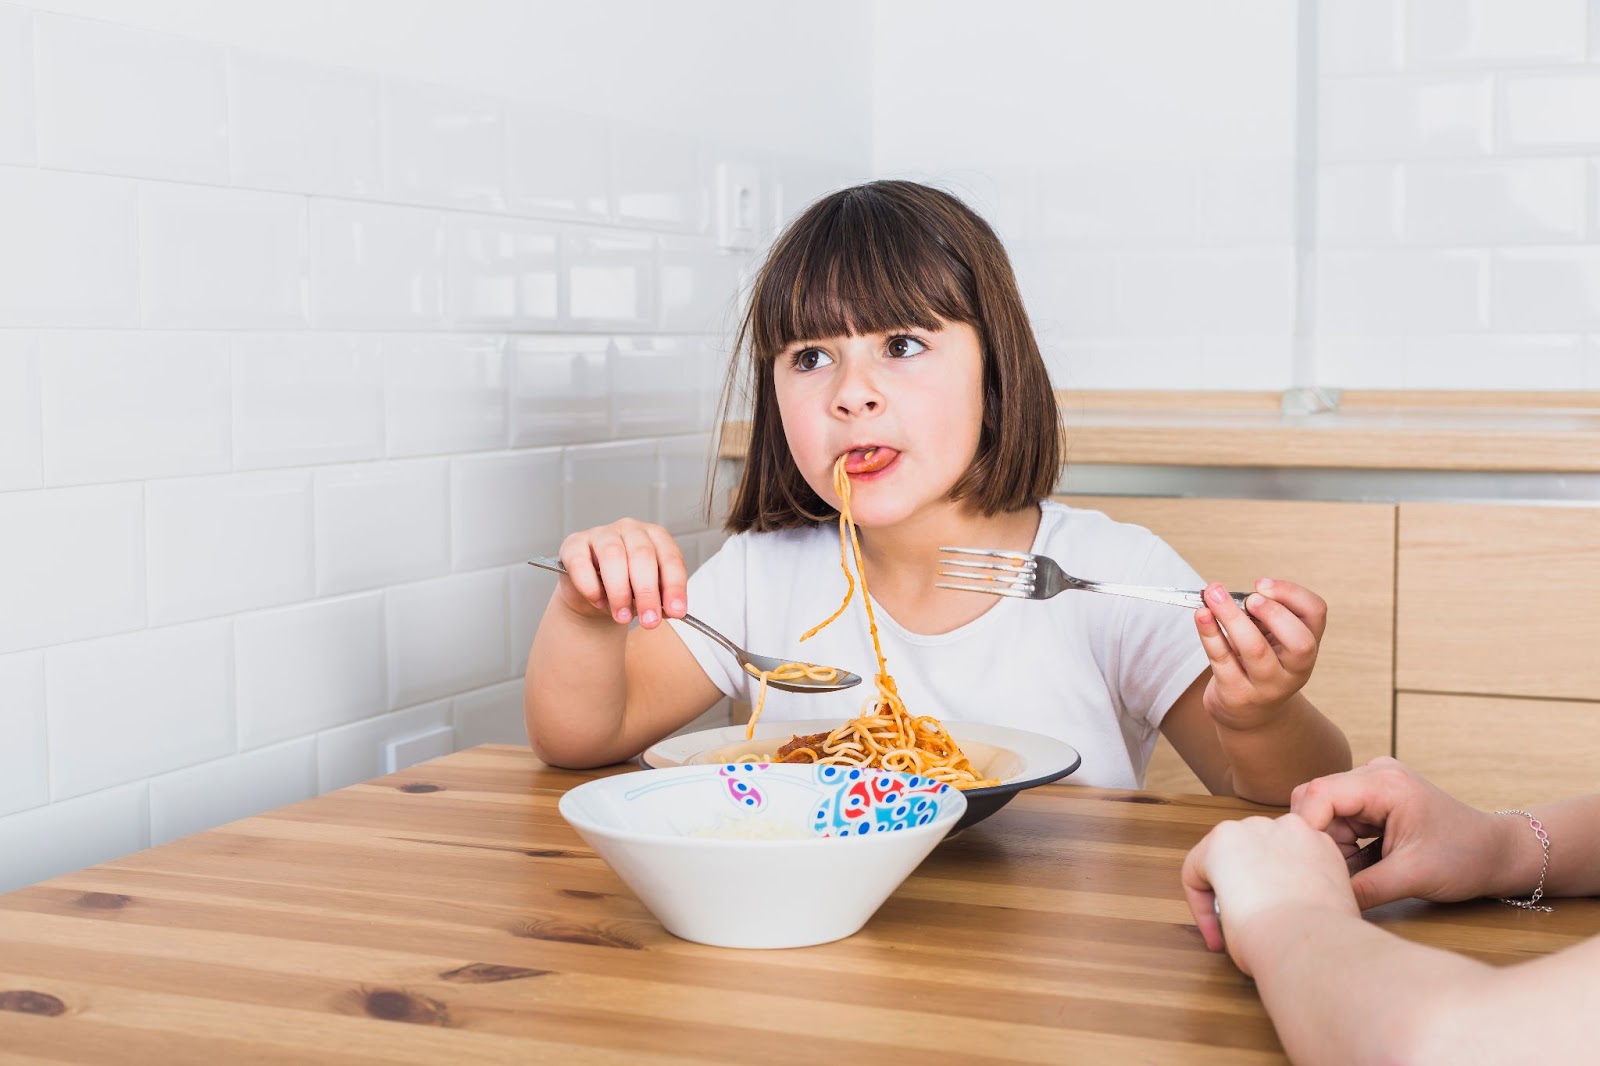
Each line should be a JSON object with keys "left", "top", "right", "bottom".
{"left": 937, "top": 547, "right": 1251, "bottom": 611}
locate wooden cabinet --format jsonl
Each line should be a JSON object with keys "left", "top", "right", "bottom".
{"left": 1059, "top": 496, "right": 1397, "bottom": 794}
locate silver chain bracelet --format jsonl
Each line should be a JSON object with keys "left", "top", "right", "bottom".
{"left": 1494, "top": 810, "right": 1553, "bottom": 913}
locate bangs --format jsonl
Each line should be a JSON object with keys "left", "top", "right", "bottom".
{"left": 749, "top": 188, "right": 980, "bottom": 358}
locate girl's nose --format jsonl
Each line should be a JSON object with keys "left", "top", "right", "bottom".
{"left": 831, "top": 359, "right": 883, "bottom": 416}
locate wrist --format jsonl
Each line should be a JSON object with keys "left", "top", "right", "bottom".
{"left": 1487, "top": 809, "right": 1552, "bottom": 910}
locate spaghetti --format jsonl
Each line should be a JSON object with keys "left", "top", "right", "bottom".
{"left": 741, "top": 451, "right": 998, "bottom": 789}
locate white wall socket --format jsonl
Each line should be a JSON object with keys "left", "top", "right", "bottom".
{"left": 715, "top": 162, "right": 763, "bottom": 252}
{"left": 384, "top": 725, "right": 455, "bottom": 774}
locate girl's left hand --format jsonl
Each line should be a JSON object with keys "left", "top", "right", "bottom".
{"left": 1194, "top": 578, "right": 1325, "bottom": 731}
{"left": 1181, "top": 812, "right": 1358, "bottom": 974}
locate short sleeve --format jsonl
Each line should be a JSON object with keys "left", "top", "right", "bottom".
{"left": 1110, "top": 534, "right": 1213, "bottom": 733}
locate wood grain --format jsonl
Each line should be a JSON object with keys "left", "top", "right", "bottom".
{"left": 4, "top": 746, "right": 1591, "bottom": 1065}
{"left": 1398, "top": 503, "right": 1600, "bottom": 702}
{"left": 1059, "top": 497, "right": 1396, "bottom": 795}
{"left": 1396, "top": 692, "right": 1600, "bottom": 811}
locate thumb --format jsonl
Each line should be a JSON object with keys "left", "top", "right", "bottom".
{"left": 1348, "top": 861, "right": 1409, "bottom": 910}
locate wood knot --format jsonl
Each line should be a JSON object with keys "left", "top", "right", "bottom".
{"left": 74, "top": 892, "right": 132, "bottom": 909}
{"left": 439, "top": 963, "right": 551, "bottom": 984}
{"left": 0, "top": 990, "right": 67, "bottom": 1016}
{"left": 1113, "top": 794, "right": 1168, "bottom": 805}
{"left": 524, "top": 849, "right": 573, "bottom": 858}
{"left": 558, "top": 889, "right": 604, "bottom": 900}
{"left": 358, "top": 988, "right": 450, "bottom": 1026}
{"left": 511, "top": 918, "right": 641, "bottom": 950}
{"left": 398, "top": 783, "right": 441, "bottom": 794}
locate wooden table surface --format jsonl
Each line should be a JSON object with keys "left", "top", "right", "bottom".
{"left": 3, "top": 744, "right": 1596, "bottom": 1065}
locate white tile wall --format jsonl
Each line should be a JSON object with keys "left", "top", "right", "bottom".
{"left": 0, "top": 782, "right": 147, "bottom": 893}
{"left": 314, "top": 459, "right": 451, "bottom": 595}
{"left": 452, "top": 679, "right": 527, "bottom": 748}
{"left": 226, "top": 48, "right": 381, "bottom": 198}
{"left": 232, "top": 334, "right": 384, "bottom": 470}
{"left": 611, "top": 336, "right": 709, "bottom": 437}
{"left": 316, "top": 699, "right": 451, "bottom": 793}
{"left": 446, "top": 215, "right": 562, "bottom": 329}
{"left": 0, "top": 168, "right": 138, "bottom": 328}
{"left": 0, "top": 6, "right": 35, "bottom": 165}
{"left": 1406, "top": 0, "right": 1586, "bottom": 68}
{"left": 235, "top": 593, "right": 386, "bottom": 749}
{"left": 309, "top": 199, "right": 448, "bottom": 328}
{"left": 385, "top": 570, "right": 509, "bottom": 709}
{"left": 149, "top": 737, "right": 317, "bottom": 845}
{"left": 0, "top": 332, "right": 41, "bottom": 491}
{"left": 381, "top": 79, "right": 507, "bottom": 212}
{"left": 507, "top": 106, "right": 611, "bottom": 221}
{"left": 384, "top": 334, "right": 507, "bottom": 456}
{"left": 566, "top": 230, "right": 656, "bottom": 329}
{"left": 451, "top": 449, "right": 565, "bottom": 571}
{"left": 565, "top": 441, "right": 661, "bottom": 531}
{"left": 0, "top": 652, "right": 47, "bottom": 817}
{"left": 611, "top": 121, "right": 704, "bottom": 230}
{"left": 507, "top": 336, "right": 612, "bottom": 447}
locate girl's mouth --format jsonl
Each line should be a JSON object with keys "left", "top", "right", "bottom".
{"left": 843, "top": 446, "right": 899, "bottom": 475}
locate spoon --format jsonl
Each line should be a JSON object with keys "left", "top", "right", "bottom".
{"left": 525, "top": 557, "right": 863, "bottom": 694}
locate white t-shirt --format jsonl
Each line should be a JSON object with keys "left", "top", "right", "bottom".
{"left": 668, "top": 500, "right": 1211, "bottom": 789}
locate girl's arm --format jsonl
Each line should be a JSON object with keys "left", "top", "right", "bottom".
{"left": 522, "top": 521, "right": 724, "bottom": 768}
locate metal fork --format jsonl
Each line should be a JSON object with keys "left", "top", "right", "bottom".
{"left": 937, "top": 547, "right": 1251, "bottom": 611}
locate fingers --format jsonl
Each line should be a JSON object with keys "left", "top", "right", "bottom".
{"left": 1179, "top": 834, "right": 1225, "bottom": 953}
{"left": 1289, "top": 758, "right": 1403, "bottom": 833}
{"left": 557, "top": 521, "right": 685, "bottom": 629}
{"left": 1251, "top": 578, "right": 1328, "bottom": 641}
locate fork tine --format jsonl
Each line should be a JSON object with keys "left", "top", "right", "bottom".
{"left": 935, "top": 582, "right": 1031, "bottom": 599}
{"left": 939, "top": 568, "right": 1030, "bottom": 585}
{"left": 939, "top": 545, "right": 1032, "bottom": 561}
{"left": 937, "top": 558, "right": 1027, "bottom": 574}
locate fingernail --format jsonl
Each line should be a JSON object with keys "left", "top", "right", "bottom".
{"left": 1246, "top": 593, "right": 1263, "bottom": 611}
{"left": 1206, "top": 585, "right": 1227, "bottom": 605}
{"left": 642, "top": 610, "right": 659, "bottom": 626}
{"left": 1257, "top": 577, "right": 1274, "bottom": 590}
{"left": 669, "top": 598, "right": 685, "bottom": 614}
{"left": 616, "top": 608, "right": 632, "bottom": 623}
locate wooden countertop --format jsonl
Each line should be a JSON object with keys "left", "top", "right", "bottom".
{"left": 3, "top": 744, "right": 1595, "bottom": 1064}
{"left": 720, "top": 390, "right": 1600, "bottom": 472}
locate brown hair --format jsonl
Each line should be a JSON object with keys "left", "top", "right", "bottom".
{"left": 715, "top": 180, "right": 1061, "bottom": 533}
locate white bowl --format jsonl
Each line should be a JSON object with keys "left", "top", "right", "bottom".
{"left": 558, "top": 763, "right": 967, "bottom": 949}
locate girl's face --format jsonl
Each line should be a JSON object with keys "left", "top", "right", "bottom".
{"left": 772, "top": 319, "right": 985, "bottom": 529}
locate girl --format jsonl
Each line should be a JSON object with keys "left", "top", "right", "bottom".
{"left": 525, "top": 180, "right": 1350, "bottom": 805}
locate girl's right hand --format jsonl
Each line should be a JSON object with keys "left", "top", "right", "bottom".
{"left": 555, "top": 519, "right": 688, "bottom": 631}
{"left": 1289, "top": 757, "right": 1507, "bottom": 909}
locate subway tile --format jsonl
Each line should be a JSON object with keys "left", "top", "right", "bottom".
{"left": 1404, "top": 334, "right": 1584, "bottom": 388}
{"left": 453, "top": 680, "right": 527, "bottom": 749}
{"left": 1195, "top": 161, "right": 1295, "bottom": 246}
{"left": 316, "top": 700, "right": 451, "bottom": 793}
{"left": 0, "top": 6, "right": 34, "bottom": 164}
{"left": 139, "top": 183, "right": 309, "bottom": 328}
{"left": 451, "top": 449, "right": 564, "bottom": 571}
{"left": 1011, "top": 250, "right": 1117, "bottom": 336}
{"left": 227, "top": 48, "right": 380, "bottom": 197}
{"left": 0, "top": 652, "right": 47, "bottom": 817}
{"left": 0, "top": 781, "right": 147, "bottom": 894}
{"left": 658, "top": 434, "right": 715, "bottom": 537}
{"left": 1319, "top": 0, "right": 1401, "bottom": 75}
{"left": 1594, "top": 160, "right": 1600, "bottom": 240}
{"left": 314, "top": 459, "right": 450, "bottom": 596}
{"left": 0, "top": 485, "right": 144, "bottom": 654}
{"left": 508, "top": 563, "right": 549, "bottom": 680}
{"left": 1198, "top": 337, "right": 1295, "bottom": 390}
{"left": 232, "top": 334, "right": 384, "bottom": 470}
{"left": 566, "top": 230, "right": 656, "bottom": 329}
{"left": 1593, "top": 0, "right": 1600, "bottom": 59}
{"left": 1403, "top": 160, "right": 1587, "bottom": 245}
{"left": 34, "top": 14, "right": 225, "bottom": 182}
{"left": 1492, "top": 248, "right": 1600, "bottom": 331}
{"left": 1321, "top": 76, "right": 1492, "bottom": 160}
{"left": 1313, "top": 336, "right": 1408, "bottom": 388}
{"left": 1406, "top": 0, "right": 1585, "bottom": 68}
{"left": 1317, "top": 164, "right": 1402, "bottom": 246}
{"left": 446, "top": 215, "right": 561, "bottom": 329}
{"left": 1318, "top": 249, "right": 1488, "bottom": 333}
{"left": 1115, "top": 250, "right": 1296, "bottom": 335}
{"left": 381, "top": 79, "right": 506, "bottom": 212}
{"left": 507, "top": 336, "right": 611, "bottom": 447}
{"left": 47, "top": 619, "right": 233, "bottom": 801}
{"left": 384, "top": 335, "right": 507, "bottom": 457}
{"left": 611, "top": 336, "right": 706, "bottom": 438}
{"left": 506, "top": 106, "right": 610, "bottom": 221}
{"left": 149, "top": 737, "right": 316, "bottom": 845}
{"left": 1035, "top": 164, "right": 1195, "bottom": 247}
{"left": 564, "top": 440, "right": 659, "bottom": 530}
{"left": 1500, "top": 73, "right": 1600, "bottom": 151}
{"left": 39, "top": 332, "right": 230, "bottom": 486}
{"left": 386, "top": 570, "right": 509, "bottom": 709}
{"left": 658, "top": 236, "right": 747, "bottom": 334}
{"left": 612, "top": 122, "right": 704, "bottom": 230}
{"left": 235, "top": 594, "right": 385, "bottom": 750}
{"left": 309, "top": 199, "right": 447, "bottom": 328}
{"left": 1586, "top": 336, "right": 1600, "bottom": 386}
{"left": 0, "top": 168, "right": 137, "bottom": 328}
{"left": 145, "top": 471, "right": 314, "bottom": 627}
{"left": 0, "top": 332, "right": 40, "bottom": 490}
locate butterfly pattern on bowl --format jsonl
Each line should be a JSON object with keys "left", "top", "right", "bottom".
{"left": 716, "top": 762, "right": 953, "bottom": 838}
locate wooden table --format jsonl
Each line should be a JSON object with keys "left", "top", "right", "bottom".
{"left": 2, "top": 745, "right": 1595, "bottom": 1064}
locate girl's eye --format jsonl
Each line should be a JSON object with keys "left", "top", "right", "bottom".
{"left": 790, "top": 347, "right": 834, "bottom": 372}
{"left": 887, "top": 335, "right": 928, "bottom": 358}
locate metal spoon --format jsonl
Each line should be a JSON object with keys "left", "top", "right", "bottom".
{"left": 525, "top": 557, "right": 863, "bottom": 694}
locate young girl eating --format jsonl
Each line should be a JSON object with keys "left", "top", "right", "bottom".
{"left": 524, "top": 180, "right": 1351, "bottom": 805}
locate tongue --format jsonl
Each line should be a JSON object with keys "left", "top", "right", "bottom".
{"left": 844, "top": 447, "right": 898, "bottom": 475}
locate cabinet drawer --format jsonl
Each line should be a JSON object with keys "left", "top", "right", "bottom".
{"left": 1397, "top": 503, "right": 1600, "bottom": 702}
{"left": 1396, "top": 692, "right": 1600, "bottom": 810}
{"left": 1061, "top": 496, "right": 1396, "bottom": 795}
